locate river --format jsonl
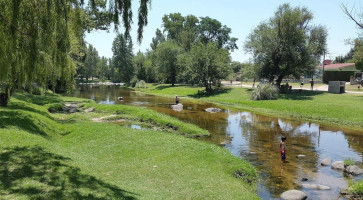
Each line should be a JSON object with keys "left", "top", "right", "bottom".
{"left": 69, "top": 85, "right": 363, "bottom": 200}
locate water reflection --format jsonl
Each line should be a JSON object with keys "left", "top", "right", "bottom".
{"left": 69, "top": 85, "right": 363, "bottom": 200}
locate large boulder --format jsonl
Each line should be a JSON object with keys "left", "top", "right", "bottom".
{"left": 320, "top": 158, "right": 332, "bottom": 166}
{"left": 205, "top": 107, "right": 222, "bottom": 113}
{"left": 331, "top": 161, "right": 345, "bottom": 170}
{"left": 302, "top": 184, "right": 330, "bottom": 190}
{"left": 345, "top": 165, "right": 363, "bottom": 175}
{"left": 280, "top": 190, "right": 307, "bottom": 200}
{"left": 171, "top": 103, "right": 183, "bottom": 111}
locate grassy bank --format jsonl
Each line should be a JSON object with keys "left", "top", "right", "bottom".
{"left": 136, "top": 84, "right": 363, "bottom": 128}
{"left": 0, "top": 92, "right": 258, "bottom": 199}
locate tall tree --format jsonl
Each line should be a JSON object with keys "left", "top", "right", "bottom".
{"left": 84, "top": 44, "right": 100, "bottom": 80}
{"left": 0, "top": 0, "right": 151, "bottom": 106}
{"left": 150, "top": 28, "right": 166, "bottom": 50}
{"left": 353, "top": 38, "right": 363, "bottom": 71}
{"left": 198, "top": 17, "right": 238, "bottom": 51}
{"left": 342, "top": 4, "right": 363, "bottom": 71}
{"left": 154, "top": 41, "right": 183, "bottom": 86}
{"left": 98, "top": 56, "right": 110, "bottom": 80}
{"left": 181, "top": 42, "right": 231, "bottom": 91}
{"left": 161, "top": 13, "right": 236, "bottom": 51}
{"left": 133, "top": 51, "right": 147, "bottom": 81}
{"left": 112, "top": 33, "right": 134, "bottom": 84}
{"left": 245, "top": 4, "right": 327, "bottom": 86}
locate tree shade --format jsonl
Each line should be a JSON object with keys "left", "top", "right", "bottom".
{"left": 0, "top": 0, "right": 151, "bottom": 106}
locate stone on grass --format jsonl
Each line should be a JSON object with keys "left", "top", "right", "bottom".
{"left": 280, "top": 190, "right": 307, "bottom": 200}
{"left": 205, "top": 108, "right": 222, "bottom": 113}
{"left": 320, "top": 158, "right": 332, "bottom": 166}
{"left": 331, "top": 161, "right": 344, "bottom": 170}
{"left": 171, "top": 104, "right": 183, "bottom": 111}
{"left": 84, "top": 107, "right": 95, "bottom": 113}
{"left": 345, "top": 165, "right": 363, "bottom": 175}
{"left": 296, "top": 154, "right": 306, "bottom": 158}
{"left": 302, "top": 183, "right": 330, "bottom": 190}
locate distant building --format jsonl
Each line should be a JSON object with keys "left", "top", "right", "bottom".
{"left": 318, "top": 60, "right": 361, "bottom": 83}
{"left": 318, "top": 61, "right": 357, "bottom": 72}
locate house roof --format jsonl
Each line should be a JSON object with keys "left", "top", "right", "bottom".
{"left": 318, "top": 63, "right": 355, "bottom": 69}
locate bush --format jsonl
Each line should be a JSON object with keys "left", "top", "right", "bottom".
{"left": 130, "top": 76, "right": 139, "bottom": 88}
{"left": 135, "top": 80, "right": 147, "bottom": 88}
{"left": 250, "top": 83, "right": 278, "bottom": 100}
{"left": 48, "top": 103, "right": 65, "bottom": 113}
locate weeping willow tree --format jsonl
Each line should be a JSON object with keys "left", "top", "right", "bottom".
{"left": 0, "top": 0, "right": 151, "bottom": 106}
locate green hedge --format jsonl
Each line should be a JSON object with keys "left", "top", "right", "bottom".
{"left": 323, "top": 71, "right": 355, "bottom": 83}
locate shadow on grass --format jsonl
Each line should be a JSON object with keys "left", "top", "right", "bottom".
{"left": 0, "top": 146, "right": 137, "bottom": 200}
{"left": 188, "top": 87, "right": 232, "bottom": 98}
{"left": 0, "top": 111, "right": 48, "bottom": 136}
{"left": 7, "top": 101, "right": 53, "bottom": 120}
{"left": 13, "top": 93, "right": 62, "bottom": 105}
{"left": 153, "top": 84, "right": 187, "bottom": 91}
{"left": 279, "top": 90, "right": 325, "bottom": 100}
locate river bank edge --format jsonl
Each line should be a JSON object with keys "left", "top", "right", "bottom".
{"left": 0, "top": 92, "right": 260, "bottom": 199}
{"left": 131, "top": 84, "right": 363, "bottom": 131}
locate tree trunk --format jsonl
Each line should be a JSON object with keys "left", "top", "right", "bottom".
{"left": 0, "top": 92, "right": 9, "bottom": 107}
{"left": 0, "top": 86, "right": 13, "bottom": 107}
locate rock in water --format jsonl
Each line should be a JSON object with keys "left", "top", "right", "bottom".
{"left": 205, "top": 108, "right": 222, "bottom": 113}
{"left": 171, "top": 103, "right": 183, "bottom": 111}
{"left": 280, "top": 190, "right": 307, "bottom": 200}
{"left": 320, "top": 158, "right": 332, "bottom": 166}
{"left": 302, "top": 184, "right": 330, "bottom": 190}
{"left": 331, "top": 161, "right": 344, "bottom": 170}
{"left": 345, "top": 165, "right": 363, "bottom": 175}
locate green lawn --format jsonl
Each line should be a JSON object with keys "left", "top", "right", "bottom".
{"left": 0, "top": 92, "right": 258, "bottom": 199}
{"left": 136, "top": 84, "right": 363, "bottom": 128}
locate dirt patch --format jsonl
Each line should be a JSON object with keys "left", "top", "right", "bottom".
{"left": 91, "top": 115, "right": 126, "bottom": 123}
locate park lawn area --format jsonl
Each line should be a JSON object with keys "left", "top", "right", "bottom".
{"left": 0, "top": 92, "right": 258, "bottom": 200}
{"left": 345, "top": 84, "right": 363, "bottom": 92}
{"left": 136, "top": 84, "right": 363, "bottom": 128}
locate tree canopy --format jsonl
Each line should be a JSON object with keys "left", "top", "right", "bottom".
{"left": 245, "top": 3, "right": 327, "bottom": 86}
{"left": 154, "top": 41, "right": 183, "bottom": 86}
{"left": 342, "top": 4, "right": 363, "bottom": 71}
{"left": 179, "top": 42, "right": 231, "bottom": 91}
{"left": 0, "top": 0, "right": 151, "bottom": 106}
{"left": 112, "top": 33, "right": 134, "bottom": 84}
{"left": 161, "top": 13, "right": 238, "bottom": 51}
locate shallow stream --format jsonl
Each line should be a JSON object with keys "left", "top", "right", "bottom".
{"left": 69, "top": 85, "right": 363, "bottom": 199}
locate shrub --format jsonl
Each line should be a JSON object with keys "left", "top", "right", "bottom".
{"left": 48, "top": 103, "right": 65, "bottom": 113}
{"left": 135, "top": 80, "right": 147, "bottom": 88}
{"left": 250, "top": 83, "right": 278, "bottom": 100}
{"left": 130, "top": 76, "right": 139, "bottom": 87}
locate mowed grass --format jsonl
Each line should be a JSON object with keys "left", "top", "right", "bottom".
{"left": 136, "top": 84, "right": 363, "bottom": 128}
{"left": 0, "top": 92, "right": 258, "bottom": 200}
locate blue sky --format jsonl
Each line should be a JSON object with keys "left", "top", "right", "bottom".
{"left": 85, "top": 0, "right": 362, "bottom": 62}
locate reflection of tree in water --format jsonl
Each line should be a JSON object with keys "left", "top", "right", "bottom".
{"left": 236, "top": 113, "right": 320, "bottom": 197}
{"left": 0, "top": 146, "right": 136, "bottom": 199}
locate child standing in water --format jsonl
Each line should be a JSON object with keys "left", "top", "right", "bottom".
{"left": 280, "top": 136, "right": 287, "bottom": 162}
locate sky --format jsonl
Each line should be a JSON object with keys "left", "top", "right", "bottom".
{"left": 85, "top": 0, "right": 362, "bottom": 62}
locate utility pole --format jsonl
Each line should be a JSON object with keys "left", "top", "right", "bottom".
{"left": 322, "top": 51, "right": 325, "bottom": 83}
